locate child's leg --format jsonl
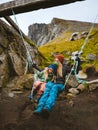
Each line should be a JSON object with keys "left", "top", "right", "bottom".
{"left": 33, "top": 81, "right": 43, "bottom": 96}
{"left": 39, "top": 82, "right": 46, "bottom": 92}
{"left": 35, "top": 83, "right": 46, "bottom": 103}
{"left": 33, "top": 81, "right": 43, "bottom": 90}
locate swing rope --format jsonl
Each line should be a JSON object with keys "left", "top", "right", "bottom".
{"left": 64, "top": 64, "right": 75, "bottom": 87}
{"left": 64, "top": 13, "right": 98, "bottom": 88}
{"left": 79, "top": 13, "right": 98, "bottom": 56}
{"left": 11, "top": 8, "right": 33, "bottom": 74}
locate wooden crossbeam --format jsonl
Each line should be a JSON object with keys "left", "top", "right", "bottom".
{"left": 0, "top": 0, "right": 84, "bottom": 17}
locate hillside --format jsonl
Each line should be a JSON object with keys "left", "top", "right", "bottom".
{"left": 38, "top": 28, "right": 98, "bottom": 70}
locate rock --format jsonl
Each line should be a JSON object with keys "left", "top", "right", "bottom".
{"left": 70, "top": 32, "right": 79, "bottom": 41}
{"left": 0, "top": 54, "right": 10, "bottom": 87}
{"left": 7, "top": 74, "right": 33, "bottom": 91}
{"left": 69, "top": 88, "right": 79, "bottom": 95}
{"left": 77, "top": 84, "right": 87, "bottom": 91}
{"left": 80, "top": 31, "right": 88, "bottom": 38}
{"left": 87, "top": 54, "right": 98, "bottom": 61}
{"left": 76, "top": 70, "right": 87, "bottom": 79}
{"left": 85, "top": 66, "right": 96, "bottom": 78}
{"left": 66, "top": 93, "right": 76, "bottom": 100}
{"left": 67, "top": 74, "right": 79, "bottom": 87}
{"left": 66, "top": 99, "right": 74, "bottom": 107}
{"left": 89, "top": 83, "right": 98, "bottom": 91}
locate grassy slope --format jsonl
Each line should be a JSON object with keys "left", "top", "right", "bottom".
{"left": 38, "top": 29, "right": 98, "bottom": 70}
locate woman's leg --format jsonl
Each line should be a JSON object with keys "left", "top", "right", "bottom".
{"left": 43, "top": 84, "right": 64, "bottom": 112}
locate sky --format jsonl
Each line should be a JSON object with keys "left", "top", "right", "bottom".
{"left": 0, "top": 0, "right": 98, "bottom": 35}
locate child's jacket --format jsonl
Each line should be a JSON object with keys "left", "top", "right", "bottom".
{"left": 34, "top": 69, "right": 54, "bottom": 83}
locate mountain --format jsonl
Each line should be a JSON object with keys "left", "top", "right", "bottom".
{"left": 37, "top": 19, "right": 98, "bottom": 70}
{"left": 28, "top": 18, "right": 98, "bottom": 46}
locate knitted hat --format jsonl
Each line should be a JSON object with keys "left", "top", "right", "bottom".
{"left": 48, "top": 64, "right": 58, "bottom": 73}
{"left": 55, "top": 54, "right": 64, "bottom": 63}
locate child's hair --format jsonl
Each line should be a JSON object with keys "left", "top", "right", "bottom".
{"left": 44, "top": 64, "right": 58, "bottom": 82}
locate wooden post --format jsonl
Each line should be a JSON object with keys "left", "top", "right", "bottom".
{"left": 4, "top": 16, "right": 27, "bottom": 38}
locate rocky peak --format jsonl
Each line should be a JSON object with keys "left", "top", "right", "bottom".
{"left": 28, "top": 18, "right": 67, "bottom": 46}
{"left": 28, "top": 18, "right": 98, "bottom": 46}
{"left": 28, "top": 23, "right": 49, "bottom": 46}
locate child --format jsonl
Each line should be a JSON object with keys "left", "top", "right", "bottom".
{"left": 33, "top": 64, "right": 58, "bottom": 103}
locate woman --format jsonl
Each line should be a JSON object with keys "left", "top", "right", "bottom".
{"left": 33, "top": 54, "right": 71, "bottom": 118}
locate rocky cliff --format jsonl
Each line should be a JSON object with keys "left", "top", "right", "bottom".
{"left": 0, "top": 19, "right": 45, "bottom": 89}
{"left": 28, "top": 18, "right": 98, "bottom": 46}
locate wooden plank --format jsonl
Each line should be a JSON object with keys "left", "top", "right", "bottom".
{"left": 0, "top": 0, "right": 84, "bottom": 17}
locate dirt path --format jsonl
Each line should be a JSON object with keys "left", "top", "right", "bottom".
{"left": 0, "top": 87, "right": 98, "bottom": 130}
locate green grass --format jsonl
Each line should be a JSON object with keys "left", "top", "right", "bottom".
{"left": 38, "top": 29, "right": 98, "bottom": 70}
